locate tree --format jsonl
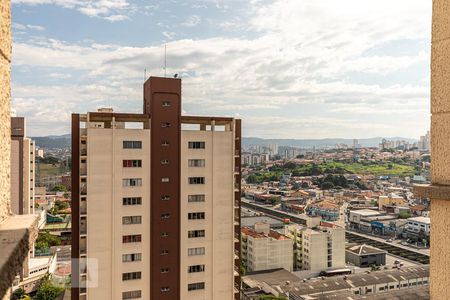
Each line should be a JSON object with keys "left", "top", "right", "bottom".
{"left": 35, "top": 276, "right": 64, "bottom": 300}
{"left": 398, "top": 211, "right": 412, "bottom": 219}
{"left": 12, "top": 288, "right": 25, "bottom": 300}
{"left": 321, "top": 181, "right": 334, "bottom": 190}
{"left": 52, "top": 185, "right": 67, "bottom": 192}
{"left": 36, "top": 231, "right": 61, "bottom": 247}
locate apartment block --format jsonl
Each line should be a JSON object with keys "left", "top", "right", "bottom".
{"left": 285, "top": 223, "right": 345, "bottom": 272}
{"left": 241, "top": 223, "right": 293, "bottom": 273}
{"left": 71, "top": 76, "right": 241, "bottom": 300}
{"left": 11, "top": 117, "right": 36, "bottom": 215}
{"left": 302, "top": 226, "right": 345, "bottom": 271}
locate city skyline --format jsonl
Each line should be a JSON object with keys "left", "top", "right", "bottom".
{"left": 11, "top": 0, "right": 431, "bottom": 138}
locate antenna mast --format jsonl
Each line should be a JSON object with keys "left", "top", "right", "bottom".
{"left": 164, "top": 44, "right": 167, "bottom": 77}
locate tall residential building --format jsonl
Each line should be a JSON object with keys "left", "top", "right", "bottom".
{"left": 285, "top": 224, "right": 345, "bottom": 272}
{"left": 11, "top": 117, "right": 36, "bottom": 215}
{"left": 241, "top": 223, "right": 293, "bottom": 273}
{"left": 71, "top": 76, "right": 242, "bottom": 300}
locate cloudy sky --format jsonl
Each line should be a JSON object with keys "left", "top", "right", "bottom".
{"left": 11, "top": 0, "right": 431, "bottom": 138}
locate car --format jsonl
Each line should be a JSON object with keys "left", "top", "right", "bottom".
{"left": 394, "top": 260, "right": 401, "bottom": 265}
{"left": 387, "top": 238, "right": 393, "bottom": 242}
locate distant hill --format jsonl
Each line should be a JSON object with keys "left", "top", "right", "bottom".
{"left": 242, "top": 137, "right": 417, "bottom": 148}
{"left": 31, "top": 134, "right": 417, "bottom": 150}
{"left": 33, "top": 134, "right": 71, "bottom": 149}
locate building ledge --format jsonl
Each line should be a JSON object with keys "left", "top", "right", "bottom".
{"left": 0, "top": 214, "right": 39, "bottom": 298}
{"left": 414, "top": 184, "right": 450, "bottom": 200}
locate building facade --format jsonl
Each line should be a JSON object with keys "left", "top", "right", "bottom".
{"left": 301, "top": 226, "right": 345, "bottom": 272}
{"left": 345, "top": 244, "right": 387, "bottom": 268}
{"left": 10, "top": 117, "right": 35, "bottom": 215}
{"left": 241, "top": 223, "right": 293, "bottom": 273}
{"left": 71, "top": 76, "right": 241, "bottom": 300}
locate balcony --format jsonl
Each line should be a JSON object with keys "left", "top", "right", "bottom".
{"left": 80, "top": 237, "right": 87, "bottom": 256}
{"left": 80, "top": 218, "right": 87, "bottom": 235}
{"left": 234, "top": 265, "right": 240, "bottom": 276}
{"left": 0, "top": 215, "right": 39, "bottom": 297}
{"left": 80, "top": 200, "right": 87, "bottom": 215}
{"left": 234, "top": 249, "right": 240, "bottom": 260}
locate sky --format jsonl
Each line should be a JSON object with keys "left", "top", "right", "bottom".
{"left": 11, "top": 0, "right": 432, "bottom": 139}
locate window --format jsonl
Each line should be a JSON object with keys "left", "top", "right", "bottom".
{"left": 123, "top": 197, "right": 142, "bottom": 206}
{"left": 161, "top": 287, "right": 170, "bottom": 292}
{"left": 188, "top": 212, "right": 205, "bottom": 220}
{"left": 161, "top": 159, "right": 169, "bottom": 165}
{"left": 188, "top": 230, "right": 205, "bottom": 238}
{"left": 188, "top": 194, "right": 205, "bottom": 202}
{"left": 122, "top": 235, "right": 142, "bottom": 243}
{"left": 161, "top": 122, "right": 171, "bottom": 128}
{"left": 122, "top": 290, "right": 142, "bottom": 299}
{"left": 189, "top": 177, "right": 205, "bottom": 184}
{"left": 161, "top": 213, "right": 170, "bottom": 219}
{"left": 123, "top": 141, "right": 142, "bottom": 149}
{"left": 188, "top": 159, "right": 205, "bottom": 167}
{"left": 161, "top": 140, "right": 170, "bottom": 146}
{"left": 161, "top": 195, "right": 170, "bottom": 201}
{"left": 122, "top": 272, "right": 141, "bottom": 281}
{"left": 160, "top": 250, "right": 169, "bottom": 256}
{"left": 188, "top": 141, "right": 205, "bottom": 149}
{"left": 123, "top": 160, "right": 142, "bottom": 168}
{"left": 161, "top": 268, "right": 169, "bottom": 273}
{"left": 188, "top": 247, "right": 205, "bottom": 256}
{"left": 188, "top": 265, "right": 205, "bottom": 273}
{"left": 188, "top": 282, "right": 205, "bottom": 291}
{"left": 161, "top": 177, "right": 170, "bottom": 183}
{"left": 122, "top": 253, "right": 142, "bottom": 262}
{"left": 122, "top": 216, "right": 142, "bottom": 225}
{"left": 123, "top": 178, "right": 142, "bottom": 187}
{"left": 162, "top": 101, "right": 171, "bottom": 107}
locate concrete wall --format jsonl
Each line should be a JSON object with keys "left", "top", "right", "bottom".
{"left": 0, "top": 0, "right": 11, "bottom": 222}
{"left": 431, "top": 1, "right": 450, "bottom": 299}
{"left": 180, "top": 130, "right": 235, "bottom": 300}
{"left": 86, "top": 128, "right": 151, "bottom": 300}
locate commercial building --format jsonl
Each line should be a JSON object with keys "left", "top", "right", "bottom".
{"left": 345, "top": 244, "right": 387, "bottom": 268}
{"left": 71, "top": 76, "right": 242, "bottom": 300}
{"left": 405, "top": 216, "right": 430, "bottom": 241}
{"left": 10, "top": 117, "right": 36, "bottom": 215}
{"left": 242, "top": 265, "right": 429, "bottom": 299}
{"left": 241, "top": 223, "right": 293, "bottom": 273}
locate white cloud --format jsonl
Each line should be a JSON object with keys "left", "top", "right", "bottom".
{"left": 181, "top": 15, "right": 201, "bottom": 27}
{"left": 12, "top": 0, "right": 132, "bottom": 21}
{"left": 12, "top": 23, "right": 45, "bottom": 31}
{"left": 11, "top": 0, "right": 432, "bottom": 138}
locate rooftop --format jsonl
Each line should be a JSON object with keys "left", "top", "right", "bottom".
{"left": 407, "top": 217, "right": 431, "bottom": 224}
{"left": 346, "top": 244, "right": 387, "bottom": 256}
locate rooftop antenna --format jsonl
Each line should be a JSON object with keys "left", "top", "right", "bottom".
{"left": 164, "top": 44, "right": 167, "bottom": 77}
{"left": 144, "top": 68, "right": 147, "bottom": 82}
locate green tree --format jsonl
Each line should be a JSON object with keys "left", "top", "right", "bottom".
{"left": 398, "top": 211, "right": 412, "bottom": 219}
{"left": 52, "top": 185, "right": 67, "bottom": 192}
{"left": 36, "top": 231, "right": 61, "bottom": 247}
{"left": 321, "top": 181, "right": 334, "bottom": 190}
{"left": 12, "top": 288, "right": 25, "bottom": 300}
{"left": 35, "top": 277, "right": 64, "bottom": 300}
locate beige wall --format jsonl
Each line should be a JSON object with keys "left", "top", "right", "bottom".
{"left": 302, "top": 227, "right": 345, "bottom": 272}
{"left": 243, "top": 235, "right": 293, "bottom": 272}
{"left": 86, "top": 127, "right": 151, "bottom": 300}
{"left": 10, "top": 139, "right": 19, "bottom": 214}
{"left": 0, "top": 0, "right": 11, "bottom": 222}
{"left": 180, "top": 129, "right": 235, "bottom": 300}
{"left": 430, "top": 1, "right": 450, "bottom": 298}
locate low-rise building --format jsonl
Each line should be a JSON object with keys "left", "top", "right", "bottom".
{"left": 307, "top": 200, "right": 340, "bottom": 221}
{"left": 346, "top": 244, "right": 387, "bottom": 268}
{"left": 405, "top": 216, "right": 430, "bottom": 240}
{"left": 241, "top": 223, "right": 293, "bottom": 273}
{"left": 378, "top": 194, "right": 406, "bottom": 210}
